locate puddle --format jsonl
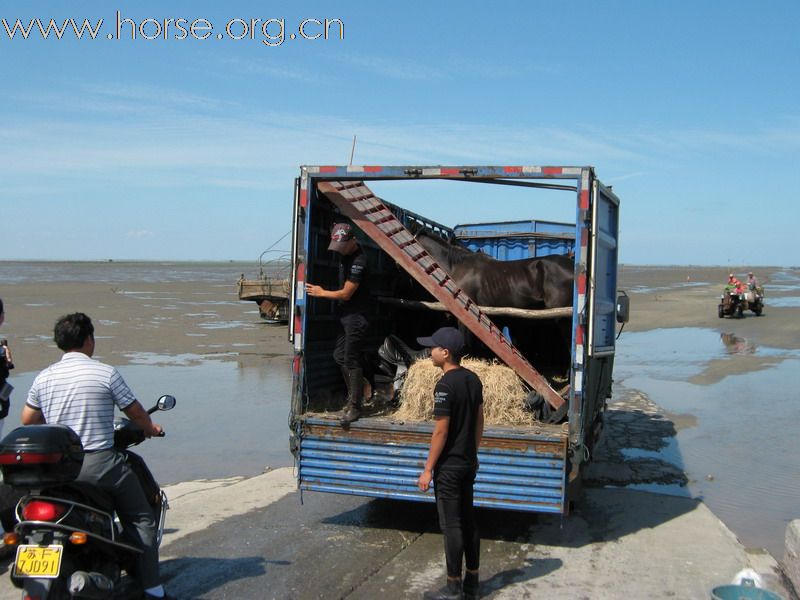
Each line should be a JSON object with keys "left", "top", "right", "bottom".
{"left": 122, "top": 352, "right": 216, "bottom": 366}
{"left": 766, "top": 296, "right": 800, "bottom": 308}
{"left": 627, "top": 281, "right": 710, "bottom": 294}
{"left": 197, "top": 321, "right": 253, "bottom": 330}
{"left": 6, "top": 356, "right": 294, "bottom": 486}
{"left": 614, "top": 328, "right": 800, "bottom": 557}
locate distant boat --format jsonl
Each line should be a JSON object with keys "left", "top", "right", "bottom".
{"left": 237, "top": 250, "right": 290, "bottom": 324}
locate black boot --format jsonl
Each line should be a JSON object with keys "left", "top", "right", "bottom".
{"left": 340, "top": 368, "right": 363, "bottom": 426}
{"left": 423, "top": 578, "right": 462, "bottom": 600}
{"left": 463, "top": 571, "right": 479, "bottom": 600}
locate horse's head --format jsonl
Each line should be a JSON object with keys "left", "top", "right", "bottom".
{"left": 415, "top": 229, "right": 476, "bottom": 271}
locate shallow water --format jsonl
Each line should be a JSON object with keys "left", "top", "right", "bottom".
{"left": 614, "top": 327, "right": 800, "bottom": 558}
{"left": 6, "top": 355, "right": 295, "bottom": 487}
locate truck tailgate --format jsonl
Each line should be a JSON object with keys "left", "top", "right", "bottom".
{"left": 299, "top": 416, "right": 568, "bottom": 514}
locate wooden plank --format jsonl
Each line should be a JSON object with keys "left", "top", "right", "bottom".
{"left": 378, "top": 297, "right": 572, "bottom": 319}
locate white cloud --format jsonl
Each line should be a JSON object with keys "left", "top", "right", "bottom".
{"left": 333, "top": 52, "right": 446, "bottom": 81}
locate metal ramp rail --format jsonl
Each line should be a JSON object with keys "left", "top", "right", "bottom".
{"left": 317, "top": 180, "right": 565, "bottom": 411}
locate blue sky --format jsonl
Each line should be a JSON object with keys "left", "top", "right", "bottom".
{"left": 1, "top": 1, "right": 798, "bottom": 265}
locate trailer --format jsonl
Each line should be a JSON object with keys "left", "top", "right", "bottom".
{"left": 289, "top": 165, "right": 625, "bottom": 514}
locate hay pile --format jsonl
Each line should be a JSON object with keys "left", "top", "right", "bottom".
{"left": 393, "top": 358, "right": 537, "bottom": 426}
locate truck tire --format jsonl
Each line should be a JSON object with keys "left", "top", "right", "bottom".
{"left": 718, "top": 305, "right": 724, "bottom": 318}
{"left": 736, "top": 304, "right": 744, "bottom": 318}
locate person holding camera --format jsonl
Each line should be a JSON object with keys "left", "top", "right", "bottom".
{"left": 0, "top": 298, "right": 14, "bottom": 438}
{"left": 0, "top": 298, "right": 17, "bottom": 544}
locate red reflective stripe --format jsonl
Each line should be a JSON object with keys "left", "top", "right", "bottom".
{"left": 319, "top": 166, "right": 337, "bottom": 173}
{"left": 292, "top": 355, "right": 301, "bottom": 375}
{"left": 363, "top": 166, "right": 382, "bottom": 172}
{"left": 580, "top": 189, "right": 589, "bottom": 210}
{"left": 0, "top": 452, "right": 62, "bottom": 465}
{"left": 577, "top": 273, "right": 587, "bottom": 295}
{"left": 503, "top": 166, "right": 523, "bottom": 173}
{"left": 297, "top": 263, "right": 305, "bottom": 281}
{"left": 576, "top": 325, "right": 584, "bottom": 345}
{"left": 299, "top": 188, "right": 307, "bottom": 209}
{"left": 542, "top": 167, "right": 562, "bottom": 175}
{"left": 441, "top": 168, "right": 460, "bottom": 175}
{"left": 294, "top": 315, "right": 303, "bottom": 335}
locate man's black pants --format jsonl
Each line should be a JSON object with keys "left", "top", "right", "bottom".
{"left": 333, "top": 313, "right": 368, "bottom": 371}
{"left": 434, "top": 467, "right": 480, "bottom": 578}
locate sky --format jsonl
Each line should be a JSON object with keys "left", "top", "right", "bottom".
{"left": 0, "top": 1, "right": 798, "bottom": 266}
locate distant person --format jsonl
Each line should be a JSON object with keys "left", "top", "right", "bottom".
{"left": 746, "top": 272, "right": 759, "bottom": 290}
{"left": 23, "top": 313, "right": 175, "bottom": 600}
{"left": 416, "top": 327, "right": 484, "bottom": 600}
{"left": 725, "top": 273, "right": 744, "bottom": 294}
{"left": 305, "top": 222, "right": 372, "bottom": 426}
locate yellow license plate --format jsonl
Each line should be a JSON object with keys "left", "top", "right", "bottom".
{"left": 13, "top": 545, "right": 63, "bottom": 578}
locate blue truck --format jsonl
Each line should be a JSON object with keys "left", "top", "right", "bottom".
{"left": 289, "top": 165, "right": 625, "bottom": 514}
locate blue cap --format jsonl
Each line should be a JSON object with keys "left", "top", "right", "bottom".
{"left": 416, "top": 327, "right": 465, "bottom": 355}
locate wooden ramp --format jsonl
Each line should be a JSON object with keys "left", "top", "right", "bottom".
{"left": 318, "top": 180, "right": 565, "bottom": 410}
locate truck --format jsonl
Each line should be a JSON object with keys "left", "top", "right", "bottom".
{"left": 289, "top": 165, "right": 625, "bottom": 515}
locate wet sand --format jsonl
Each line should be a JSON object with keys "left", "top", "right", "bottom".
{"left": 1, "top": 278, "right": 293, "bottom": 373}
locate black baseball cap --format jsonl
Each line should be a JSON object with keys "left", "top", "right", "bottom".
{"left": 417, "top": 327, "right": 465, "bottom": 355}
{"left": 328, "top": 222, "right": 356, "bottom": 252}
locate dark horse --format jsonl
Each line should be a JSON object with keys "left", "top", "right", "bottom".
{"left": 414, "top": 230, "right": 574, "bottom": 310}
{"left": 413, "top": 230, "right": 575, "bottom": 373}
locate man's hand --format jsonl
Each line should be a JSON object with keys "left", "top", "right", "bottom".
{"left": 123, "top": 401, "right": 164, "bottom": 438}
{"left": 305, "top": 283, "right": 325, "bottom": 297}
{"left": 418, "top": 468, "right": 433, "bottom": 492}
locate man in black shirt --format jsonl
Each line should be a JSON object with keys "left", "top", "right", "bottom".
{"left": 305, "top": 222, "right": 370, "bottom": 426}
{"left": 417, "top": 326, "right": 484, "bottom": 600}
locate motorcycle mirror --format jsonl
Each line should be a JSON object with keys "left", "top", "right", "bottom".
{"left": 156, "top": 395, "right": 177, "bottom": 411}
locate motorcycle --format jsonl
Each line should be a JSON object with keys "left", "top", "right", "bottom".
{"left": 0, "top": 395, "right": 176, "bottom": 599}
{"left": 718, "top": 288, "right": 746, "bottom": 318}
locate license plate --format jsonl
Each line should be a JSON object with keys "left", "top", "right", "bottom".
{"left": 13, "top": 545, "right": 63, "bottom": 578}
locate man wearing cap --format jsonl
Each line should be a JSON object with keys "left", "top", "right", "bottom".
{"left": 746, "top": 271, "right": 759, "bottom": 290}
{"left": 305, "top": 222, "right": 371, "bottom": 426}
{"left": 416, "top": 326, "right": 484, "bottom": 600}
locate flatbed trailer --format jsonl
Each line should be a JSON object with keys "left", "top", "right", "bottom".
{"left": 289, "top": 165, "right": 623, "bottom": 514}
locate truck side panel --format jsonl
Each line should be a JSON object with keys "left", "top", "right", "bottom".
{"left": 454, "top": 220, "right": 576, "bottom": 259}
{"left": 300, "top": 418, "right": 568, "bottom": 513}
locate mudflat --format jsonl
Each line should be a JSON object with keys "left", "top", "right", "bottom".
{"left": 2, "top": 276, "right": 293, "bottom": 374}
{"left": 3, "top": 264, "right": 797, "bottom": 374}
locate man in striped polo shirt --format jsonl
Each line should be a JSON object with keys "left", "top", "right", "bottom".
{"left": 22, "top": 313, "right": 174, "bottom": 600}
